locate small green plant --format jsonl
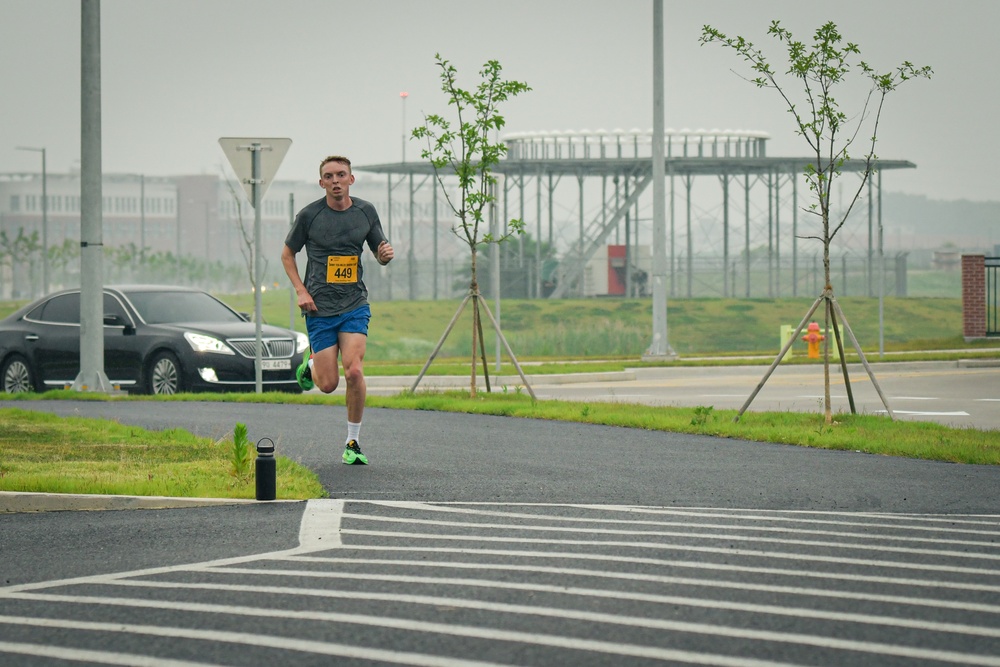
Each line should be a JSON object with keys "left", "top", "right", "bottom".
{"left": 691, "top": 405, "right": 715, "bottom": 426}
{"left": 581, "top": 405, "right": 591, "bottom": 418}
{"left": 230, "top": 422, "right": 253, "bottom": 485}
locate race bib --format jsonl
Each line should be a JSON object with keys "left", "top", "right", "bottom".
{"left": 327, "top": 255, "right": 358, "bottom": 283}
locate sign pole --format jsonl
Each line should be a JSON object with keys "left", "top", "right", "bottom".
{"left": 218, "top": 136, "right": 292, "bottom": 395}
{"left": 252, "top": 143, "right": 263, "bottom": 393}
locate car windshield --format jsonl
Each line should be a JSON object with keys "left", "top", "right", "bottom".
{"left": 125, "top": 291, "right": 244, "bottom": 324}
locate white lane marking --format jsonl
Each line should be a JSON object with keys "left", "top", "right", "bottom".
{"left": 96, "top": 574, "right": 1000, "bottom": 639}
{"left": 288, "top": 544, "right": 1000, "bottom": 596}
{"left": 0, "top": 548, "right": 301, "bottom": 594}
{"left": 277, "top": 555, "right": 1000, "bottom": 614}
{"left": 298, "top": 498, "right": 343, "bottom": 549}
{"left": 339, "top": 512, "right": 1000, "bottom": 562}
{"left": 0, "top": 615, "right": 512, "bottom": 667}
{"left": 0, "top": 641, "right": 221, "bottom": 667}
{"left": 398, "top": 503, "right": 1000, "bottom": 524}
{"left": 0, "top": 505, "right": 349, "bottom": 595}
{"left": 341, "top": 528, "right": 1000, "bottom": 577}
{"left": 594, "top": 394, "right": 655, "bottom": 399}
{"left": 365, "top": 501, "right": 1000, "bottom": 541}
{"left": 891, "top": 396, "right": 939, "bottom": 401}
{"left": 565, "top": 504, "right": 1000, "bottom": 532}
{"left": 0, "top": 607, "right": 803, "bottom": 667}
{"left": 877, "top": 410, "right": 970, "bottom": 416}
{"left": 7, "top": 592, "right": 1000, "bottom": 667}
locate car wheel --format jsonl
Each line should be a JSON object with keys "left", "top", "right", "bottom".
{"left": 148, "top": 351, "right": 183, "bottom": 395}
{"left": 1, "top": 354, "right": 35, "bottom": 393}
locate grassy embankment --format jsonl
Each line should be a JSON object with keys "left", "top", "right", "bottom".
{"left": 219, "top": 292, "right": 1000, "bottom": 366}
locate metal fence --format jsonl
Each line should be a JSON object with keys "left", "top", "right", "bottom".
{"left": 0, "top": 248, "right": 933, "bottom": 304}
{"left": 363, "top": 252, "right": 915, "bottom": 302}
{"left": 987, "top": 257, "right": 1000, "bottom": 336}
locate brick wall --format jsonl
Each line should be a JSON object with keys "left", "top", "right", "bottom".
{"left": 962, "top": 254, "right": 986, "bottom": 340}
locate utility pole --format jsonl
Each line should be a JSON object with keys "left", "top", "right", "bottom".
{"left": 73, "top": 0, "right": 112, "bottom": 393}
{"left": 400, "top": 91, "right": 409, "bottom": 162}
{"left": 643, "top": 0, "right": 677, "bottom": 361}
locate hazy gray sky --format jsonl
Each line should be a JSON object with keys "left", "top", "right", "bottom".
{"left": 2, "top": 0, "right": 995, "bottom": 202}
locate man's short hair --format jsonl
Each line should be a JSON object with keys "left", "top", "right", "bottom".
{"left": 319, "top": 155, "right": 352, "bottom": 176}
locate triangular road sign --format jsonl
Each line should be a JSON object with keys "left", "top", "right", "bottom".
{"left": 218, "top": 137, "right": 292, "bottom": 207}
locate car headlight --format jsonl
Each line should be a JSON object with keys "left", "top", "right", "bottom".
{"left": 184, "top": 332, "right": 235, "bottom": 355}
{"left": 295, "top": 331, "right": 310, "bottom": 354}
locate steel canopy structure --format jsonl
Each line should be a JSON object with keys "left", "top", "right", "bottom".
{"left": 357, "top": 128, "right": 915, "bottom": 300}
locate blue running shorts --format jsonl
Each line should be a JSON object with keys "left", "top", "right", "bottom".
{"left": 305, "top": 304, "right": 371, "bottom": 354}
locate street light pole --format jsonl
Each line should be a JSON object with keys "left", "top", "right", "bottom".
{"left": 175, "top": 189, "right": 182, "bottom": 273}
{"left": 400, "top": 91, "right": 409, "bottom": 163}
{"left": 139, "top": 173, "right": 145, "bottom": 259}
{"left": 17, "top": 146, "right": 48, "bottom": 294}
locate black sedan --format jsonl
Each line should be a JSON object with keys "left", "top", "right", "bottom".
{"left": 0, "top": 285, "right": 309, "bottom": 395}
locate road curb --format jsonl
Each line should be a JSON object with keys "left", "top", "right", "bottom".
{"left": 0, "top": 491, "right": 296, "bottom": 513}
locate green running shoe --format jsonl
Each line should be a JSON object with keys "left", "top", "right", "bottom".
{"left": 343, "top": 439, "right": 368, "bottom": 465}
{"left": 296, "top": 353, "right": 314, "bottom": 391}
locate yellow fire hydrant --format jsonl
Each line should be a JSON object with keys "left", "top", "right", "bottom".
{"left": 802, "top": 322, "right": 825, "bottom": 359}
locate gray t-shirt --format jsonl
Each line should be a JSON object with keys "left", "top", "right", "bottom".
{"left": 284, "top": 196, "right": 388, "bottom": 317}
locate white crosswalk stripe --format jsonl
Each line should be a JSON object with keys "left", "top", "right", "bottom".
{"left": 2, "top": 500, "right": 999, "bottom": 666}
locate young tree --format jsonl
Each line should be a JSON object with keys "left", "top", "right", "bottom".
{"left": 0, "top": 229, "right": 41, "bottom": 299}
{"left": 700, "top": 20, "right": 931, "bottom": 423}
{"left": 0, "top": 231, "right": 14, "bottom": 299}
{"left": 411, "top": 54, "right": 533, "bottom": 397}
{"left": 221, "top": 173, "right": 263, "bottom": 294}
{"left": 48, "top": 238, "right": 80, "bottom": 289}
{"left": 105, "top": 242, "right": 142, "bottom": 283}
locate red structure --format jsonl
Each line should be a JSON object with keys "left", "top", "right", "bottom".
{"left": 962, "top": 255, "right": 986, "bottom": 340}
{"left": 608, "top": 244, "right": 627, "bottom": 296}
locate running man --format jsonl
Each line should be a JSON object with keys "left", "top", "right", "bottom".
{"left": 281, "top": 155, "right": 394, "bottom": 465}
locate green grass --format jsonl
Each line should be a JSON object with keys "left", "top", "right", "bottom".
{"left": 368, "top": 391, "right": 1000, "bottom": 465}
{"left": 219, "top": 292, "right": 996, "bottom": 360}
{"left": 4, "top": 390, "right": 997, "bottom": 470}
{"left": 0, "top": 407, "right": 326, "bottom": 499}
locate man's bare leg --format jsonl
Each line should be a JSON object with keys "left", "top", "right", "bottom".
{"left": 310, "top": 345, "right": 340, "bottom": 394}
{"left": 338, "top": 332, "right": 368, "bottom": 423}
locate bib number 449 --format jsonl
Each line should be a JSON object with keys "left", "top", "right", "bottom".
{"left": 327, "top": 256, "right": 358, "bottom": 284}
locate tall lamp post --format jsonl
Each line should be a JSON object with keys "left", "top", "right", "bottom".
{"left": 400, "top": 91, "right": 409, "bottom": 162}
{"left": 17, "top": 146, "right": 48, "bottom": 294}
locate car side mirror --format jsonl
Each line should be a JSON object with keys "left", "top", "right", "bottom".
{"left": 104, "top": 313, "right": 135, "bottom": 335}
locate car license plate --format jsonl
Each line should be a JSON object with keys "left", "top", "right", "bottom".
{"left": 262, "top": 359, "right": 291, "bottom": 371}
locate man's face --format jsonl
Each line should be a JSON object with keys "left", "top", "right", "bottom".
{"left": 319, "top": 161, "right": 354, "bottom": 200}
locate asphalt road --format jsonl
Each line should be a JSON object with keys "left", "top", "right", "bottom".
{"left": 2, "top": 392, "right": 999, "bottom": 666}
